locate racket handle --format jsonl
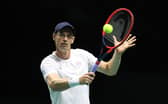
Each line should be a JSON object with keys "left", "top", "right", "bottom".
{"left": 91, "top": 64, "right": 99, "bottom": 72}
{"left": 92, "top": 60, "right": 101, "bottom": 72}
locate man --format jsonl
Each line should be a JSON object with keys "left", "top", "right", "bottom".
{"left": 40, "top": 21, "right": 136, "bottom": 104}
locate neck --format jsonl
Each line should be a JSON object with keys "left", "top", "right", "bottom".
{"left": 56, "top": 49, "right": 71, "bottom": 59}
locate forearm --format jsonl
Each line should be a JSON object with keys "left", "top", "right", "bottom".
{"left": 106, "top": 50, "right": 122, "bottom": 76}
{"left": 98, "top": 50, "right": 122, "bottom": 76}
{"left": 98, "top": 34, "right": 136, "bottom": 76}
{"left": 47, "top": 72, "right": 95, "bottom": 91}
{"left": 49, "top": 78, "right": 70, "bottom": 91}
{"left": 49, "top": 78, "right": 80, "bottom": 91}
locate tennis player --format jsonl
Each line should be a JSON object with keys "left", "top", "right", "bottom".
{"left": 40, "top": 21, "right": 136, "bottom": 104}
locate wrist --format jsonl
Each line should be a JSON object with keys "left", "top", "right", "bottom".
{"left": 114, "top": 50, "right": 123, "bottom": 57}
{"left": 68, "top": 77, "right": 80, "bottom": 88}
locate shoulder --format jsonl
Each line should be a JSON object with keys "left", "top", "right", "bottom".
{"left": 40, "top": 54, "right": 57, "bottom": 67}
{"left": 72, "top": 48, "right": 96, "bottom": 60}
{"left": 41, "top": 54, "right": 52, "bottom": 63}
{"left": 72, "top": 48, "right": 92, "bottom": 55}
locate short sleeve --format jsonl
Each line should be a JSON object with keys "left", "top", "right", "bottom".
{"left": 86, "top": 51, "right": 97, "bottom": 71}
{"left": 76, "top": 49, "right": 97, "bottom": 72}
{"left": 40, "top": 57, "right": 58, "bottom": 80}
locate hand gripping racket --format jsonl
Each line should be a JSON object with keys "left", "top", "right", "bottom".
{"left": 91, "top": 8, "right": 134, "bottom": 72}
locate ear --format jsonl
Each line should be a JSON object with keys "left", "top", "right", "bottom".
{"left": 52, "top": 32, "right": 56, "bottom": 40}
{"left": 71, "top": 36, "right": 75, "bottom": 44}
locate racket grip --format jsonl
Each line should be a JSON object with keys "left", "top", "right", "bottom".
{"left": 91, "top": 63, "right": 99, "bottom": 72}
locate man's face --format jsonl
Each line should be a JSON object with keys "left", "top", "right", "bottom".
{"left": 53, "top": 29, "right": 75, "bottom": 52}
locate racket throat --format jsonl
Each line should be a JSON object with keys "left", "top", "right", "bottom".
{"left": 107, "top": 48, "right": 113, "bottom": 53}
{"left": 96, "top": 60, "right": 101, "bottom": 65}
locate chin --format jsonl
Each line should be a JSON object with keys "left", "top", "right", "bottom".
{"left": 60, "top": 48, "right": 70, "bottom": 52}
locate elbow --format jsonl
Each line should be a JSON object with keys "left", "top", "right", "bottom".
{"left": 49, "top": 82, "right": 65, "bottom": 91}
{"left": 107, "top": 74, "right": 117, "bottom": 77}
{"left": 98, "top": 68, "right": 118, "bottom": 77}
{"left": 49, "top": 84, "right": 65, "bottom": 91}
{"left": 49, "top": 84, "right": 60, "bottom": 91}
{"left": 106, "top": 71, "right": 118, "bottom": 77}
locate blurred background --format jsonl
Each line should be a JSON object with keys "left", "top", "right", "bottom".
{"left": 5, "top": 0, "right": 168, "bottom": 104}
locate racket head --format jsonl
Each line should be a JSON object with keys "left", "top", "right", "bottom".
{"left": 102, "top": 8, "right": 134, "bottom": 51}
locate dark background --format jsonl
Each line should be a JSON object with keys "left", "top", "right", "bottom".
{"left": 5, "top": 0, "right": 168, "bottom": 104}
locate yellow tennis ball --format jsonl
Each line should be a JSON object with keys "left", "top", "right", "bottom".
{"left": 103, "top": 24, "right": 113, "bottom": 33}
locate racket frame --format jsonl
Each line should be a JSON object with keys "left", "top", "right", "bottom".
{"left": 91, "top": 8, "right": 134, "bottom": 72}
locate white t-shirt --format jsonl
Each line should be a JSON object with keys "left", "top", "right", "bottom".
{"left": 40, "top": 49, "right": 97, "bottom": 104}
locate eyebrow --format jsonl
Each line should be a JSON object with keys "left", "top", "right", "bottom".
{"left": 60, "top": 31, "right": 73, "bottom": 35}
{"left": 60, "top": 30, "right": 73, "bottom": 33}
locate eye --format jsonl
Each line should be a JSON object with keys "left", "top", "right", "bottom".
{"left": 59, "top": 33, "right": 65, "bottom": 37}
{"left": 67, "top": 34, "right": 73, "bottom": 38}
{"left": 59, "top": 32, "right": 74, "bottom": 39}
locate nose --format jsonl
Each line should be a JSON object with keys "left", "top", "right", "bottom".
{"left": 62, "top": 36, "right": 68, "bottom": 41}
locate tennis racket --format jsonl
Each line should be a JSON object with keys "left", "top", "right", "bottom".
{"left": 91, "top": 8, "right": 134, "bottom": 72}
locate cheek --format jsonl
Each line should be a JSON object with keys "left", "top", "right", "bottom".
{"left": 53, "top": 38, "right": 60, "bottom": 45}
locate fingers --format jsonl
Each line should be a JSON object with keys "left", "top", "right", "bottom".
{"left": 86, "top": 72, "right": 96, "bottom": 78}
{"left": 127, "top": 34, "right": 136, "bottom": 40}
{"left": 126, "top": 34, "right": 136, "bottom": 48}
{"left": 129, "top": 35, "right": 136, "bottom": 41}
{"left": 128, "top": 43, "right": 136, "bottom": 48}
{"left": 113, "top": 34, "right": 136, "bottom": 46}
{"left": 126, "top": 34, "right": 132, "bottom": 41}
{"left": 84, "top": 72, "right": 95, "bottom": 84}
{"left": 112, "top": 35, "right": 117, "bottom": 42}
{"left": 80, "top": 72, "right": 96, "bottom": 85}
{"left": 126, "top": 34, "right": 136, "bottom": 42}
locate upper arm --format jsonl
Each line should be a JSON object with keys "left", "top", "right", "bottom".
{"left": 45, "top": 73, "right": 61, "bottom": 86}
{"left": 40, "top": 57, "right": 70, "bottom": 91}
{"left": 45, "top": 73, "right": 70, "bottom": 91}
{"left": 40, "top": 58, "right": 60, "bottom": 87}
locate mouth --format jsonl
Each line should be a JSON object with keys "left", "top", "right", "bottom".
{"left": 60, "top": 43, "right": 68, "bottom": 47}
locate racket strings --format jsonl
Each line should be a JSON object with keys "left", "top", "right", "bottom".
{"left": 104, "top": 34, "right": 114, "bottom": 41}
{"left": 104, "top": 34, "right": 114, "bottom": 46}
{"left": 103, "top": 11, "right": 131, "bottom": 47}
{"left": 98, "top": 45, "right": 111, "bottom": 61}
